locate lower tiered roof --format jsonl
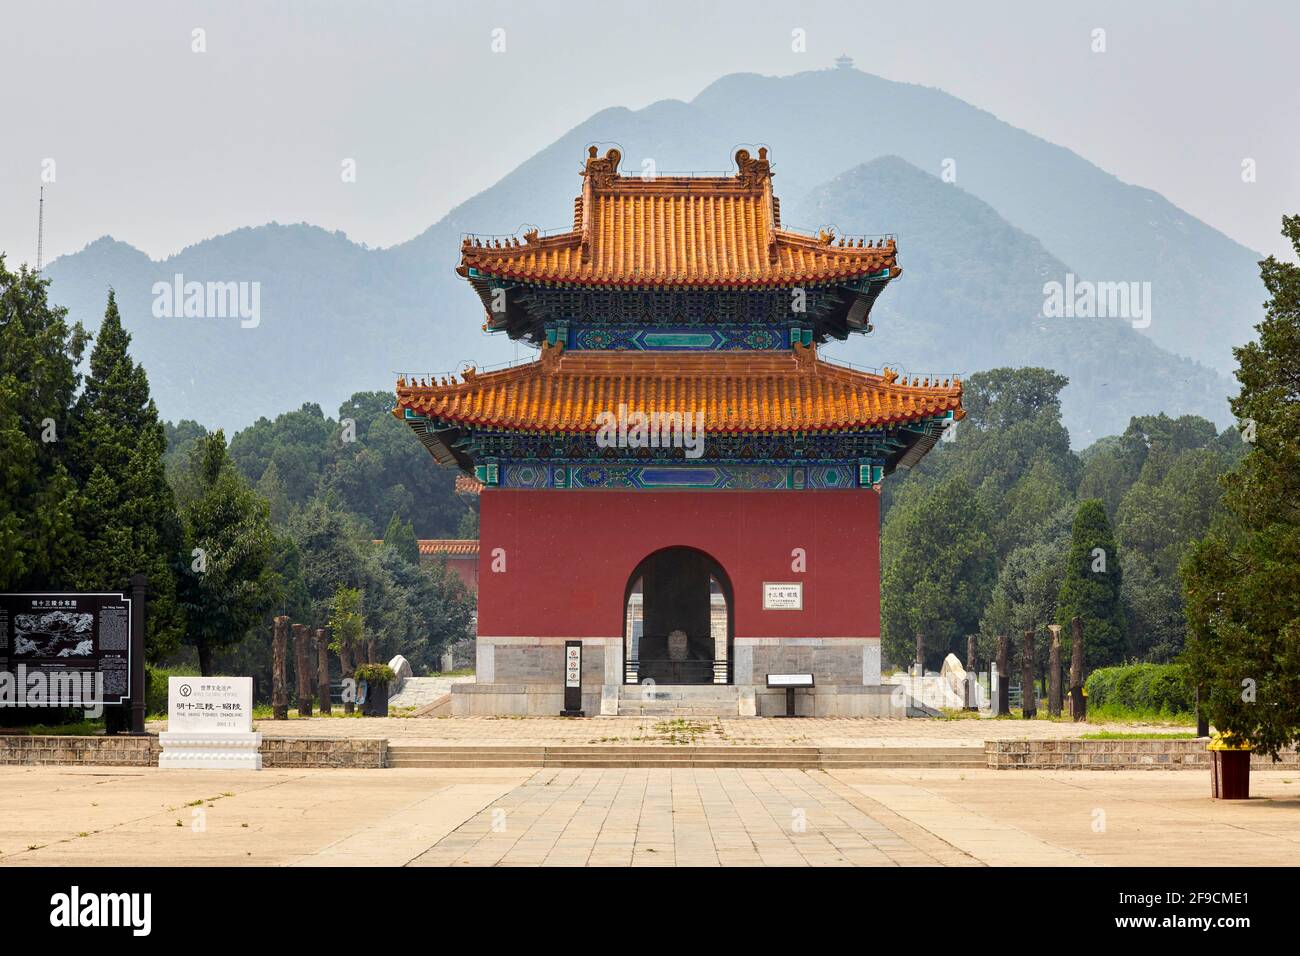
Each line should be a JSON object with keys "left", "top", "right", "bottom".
{"left": 395, "top": 342, "right": 961, "bottom": 436}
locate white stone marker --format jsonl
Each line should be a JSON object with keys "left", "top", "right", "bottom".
{"left": 159, "top": 676, "right": 261, "bottom": 770}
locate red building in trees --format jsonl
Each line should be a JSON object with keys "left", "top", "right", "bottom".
{"left": 396, "top": 146, "right": 961, "bottom": 715}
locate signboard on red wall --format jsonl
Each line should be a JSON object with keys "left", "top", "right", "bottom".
{"left": 762, "top": 582, "right": 803, "bottom": 610}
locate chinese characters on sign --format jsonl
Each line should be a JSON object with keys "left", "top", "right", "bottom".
{"left": 762, "top": 582, "right": 803, "bottom": 610}
{"left": 0, "top": 592, "right": 133, "bottom": 705}
{"left": 167, "top": 677, "right": 253, "bottom": 733}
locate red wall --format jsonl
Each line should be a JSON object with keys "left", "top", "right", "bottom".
{"left": 477, "top": 489, "right": 879, "bottom": 639}
{"left": 442, "top": 556, "right": 478, "bottom": 594}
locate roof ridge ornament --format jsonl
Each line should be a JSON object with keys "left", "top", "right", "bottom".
{"left": 734, "top": 147, "right": 773, "bottom": 188}
{"left": 584, "top": 146, "right": 622, "bottom": 188}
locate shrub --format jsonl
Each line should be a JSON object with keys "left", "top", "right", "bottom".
{"left": 354, "top": 663, "right": 394, "bottom": 685}
{"left": 1084, "top": 662, "right": 1194, "bottom": 717}
{"left": 145, "top": 666, "right": 199, "bottom": 717}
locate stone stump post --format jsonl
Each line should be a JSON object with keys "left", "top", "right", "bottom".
{"left": 1047, "top": 624, "right": 1063, "bottom": 717}
{"left": 996, "top": 633, "right": 1010, "bottom": 716}
{"left": 272, "top": 615, "right": 289, "bottom": 720}
{"left": 293, "top": 623, "right": 313, "bottom": 718}
{"left": 1021, "top": 629, "right": 1036, "bottom": 718}
{"left": 1069, "top": 615, "right": 1086, "bottom": 721}
{"left": 316, "top": 627, "right": 331, "bottom": 715}
{"left": 914, "top": 633, "right": 925, "bottom": 676}
{"left": 965, "top": 634, "right": 979, "bottom": 710}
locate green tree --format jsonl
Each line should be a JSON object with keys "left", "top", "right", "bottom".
{"left": 980, "top": 539, "right": 1065, "bottom": 669}
{"left": 1116, "top": 442, "right": 1237, "bottom": 661}
{"left": 382, "top": 512, "right": 421, "bottom": 565}
{"left": 455, "top": 506, "right": 479, "bottom": 538}
{"left": 369, "top": 547, "right": 474, "bottom": 673}
{"left": 1056, "top": 499, "right": 1126, "bottom": 669}
{"left": 289, "top": 498, "right": 368, "bottom": 627}
{"left": 255, "top": 459, "right": 293, "bottom": 527}
{"left": 173, "top": 431, "right": 276, "bottom": 674}
{"left": 68, "top": 290, "right": 183, "bottom": 660}
{"left": 881, "top": 476, "right": 997, "bottom": 669}
{"left": 0, "top": 258, "right": 87, "bottom": 590}
{"left": 1182, "top": 214, "right": 1300, "bottom": 757}
{"left": 328, "top": 586, "right": 365, "bottom": 672}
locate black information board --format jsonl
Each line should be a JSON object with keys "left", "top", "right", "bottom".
{"left": 0, "top": 592, "right": 134, "bottom": 706}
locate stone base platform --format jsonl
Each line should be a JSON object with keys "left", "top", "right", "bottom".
{"left": 452, "top": 682, "right": 917, "bottom": 717}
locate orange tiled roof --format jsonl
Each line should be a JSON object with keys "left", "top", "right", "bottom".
{"left": 454, "top": 474, "right": 484, "bottom": 495}
{"left": 418, "top": 539, "right": 479, "bottom": 557}
{"left": 396, "top": 343, "right": 962, "bottom": 433}
{"left": 458, "top": 147, "right": 898, "bottom": 288}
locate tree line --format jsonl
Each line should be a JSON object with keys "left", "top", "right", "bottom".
{"left": 882, "top": 215, "right": 1300, "bottom": 757}
{"left": 1, "top": 257, "right": 473, "bottom": 694}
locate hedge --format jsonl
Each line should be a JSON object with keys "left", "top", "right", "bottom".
{"left": 1084, "top": 662, "right": 1194, "bottom": 716}
{"left": 145, "top": 666, "right": 200, "bottom": 717}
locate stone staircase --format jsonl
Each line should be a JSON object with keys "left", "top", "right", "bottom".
{"left": 385, "top": 744, "right": 987, "bottom": 770}
{"left": 616, "top": 684, "right": 740, "bottom": 717}
{"left": 388, "top": 676, "right": 472, "bottom": 710}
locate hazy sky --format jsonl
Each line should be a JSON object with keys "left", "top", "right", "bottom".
{"left": 3, "top": 0, "right": 1297, "bottom": 265}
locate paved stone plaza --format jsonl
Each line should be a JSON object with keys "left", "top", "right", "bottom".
{"left": 2, "top": 765, "right": 1295, "bottom": 867}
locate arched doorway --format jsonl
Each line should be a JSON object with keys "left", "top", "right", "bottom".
{"left": 623, "top": 546, "right": 733, "bottom": 685}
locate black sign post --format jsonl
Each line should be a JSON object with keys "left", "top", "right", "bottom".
{"left": 561, "top": 640, "right": 584, "bottom": 717}
{"left": 128, "top": 575, "right": 147, "bottom": 734}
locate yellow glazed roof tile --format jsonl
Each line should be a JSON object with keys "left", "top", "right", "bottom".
{"left": 396, "top": 344, "right": 962, "bottom": 433}
{"left": 458, "top": 147, "right": 899, "bottom": 288}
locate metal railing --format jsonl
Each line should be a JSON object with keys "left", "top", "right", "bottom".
{"left": 624, "top": 658, "right": 731, "bottom": 685}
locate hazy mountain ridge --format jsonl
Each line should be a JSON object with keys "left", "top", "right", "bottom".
{"left": 40, "top": 68, "right": 1253, "bottom": 438}
{"left": 807, "top": 157, "right": 1233, "bottom": 444}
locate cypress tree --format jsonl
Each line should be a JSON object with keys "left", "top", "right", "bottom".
{"left": 1182, "top": 215, "right": 1300, "bottom": 757}
{"left": 175, "top": 431, "right": 276, "bottom": 675}
{"left": 0, "top": 258, "right": 87, "bottom": 589}
{"left": 1056, "top": 498, "right": 1126, "bottom": 670}
{"left": 382, "top": 512, "right": 421, "bottom": 565}
{"left": 68, "top": 290, "right": 183, "bottom": 661}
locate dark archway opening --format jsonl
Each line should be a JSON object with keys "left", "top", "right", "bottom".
{"left": 623, "top": 546, "right": 733, "bottom": 685}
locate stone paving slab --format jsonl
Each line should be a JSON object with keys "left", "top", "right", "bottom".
{"left": 147, "top": 715, "right": 1193, "bottom": 749}
{"left": 5, "top": 766, "right": 1293, "bottom": 867}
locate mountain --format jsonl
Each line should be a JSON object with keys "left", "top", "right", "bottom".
{"left": 41, "top": 67, "right": 1255, "bottom": 437}
{"left": 386, "top": 68, "right": 1264, "bottom": 375}
{"left": 798, "top": 157, "right": 1232, "bottom": 445}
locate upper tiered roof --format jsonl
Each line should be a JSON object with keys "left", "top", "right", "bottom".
{"left": 459, "top": 147, "right": 898, "bottom": 289}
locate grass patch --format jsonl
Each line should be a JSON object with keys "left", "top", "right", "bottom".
{"left": 0, "top": 720, "right": 105, "bottom": 736}
{"left": 1084, "top": 702, "right": 1196, "bottom": 725}
{"left": 1080, "top": 731, "right": 1198, "bottom": 740}
{"left": 248, "top": 705, "right": 363, "bottom": 720}
{"left": 429, "top": 668, "right": 474, "bottom": 677}
{"left": 652, "top": 718, "right": 718, "bottom": 745}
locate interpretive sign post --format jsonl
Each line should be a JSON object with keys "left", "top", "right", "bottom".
{"left": 0, "top": 588, "right": 137, "bottom": 718}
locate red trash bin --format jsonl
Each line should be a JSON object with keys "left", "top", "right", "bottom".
{"left": 1209, "top": 734, "right": 1252, "bottom": 800}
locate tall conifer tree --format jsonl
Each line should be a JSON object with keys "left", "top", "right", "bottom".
{"left": 1056, "top": 498, "right": 1126, "bottom": 669}
{"left": 0, "top": 257, "right": 87, "bottom": 589}
{"left": 69, "top": 290, "right": 183, "bottom": 660}
{"left": 1183, "top": 215, "right": 1300, "bottom": 756}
